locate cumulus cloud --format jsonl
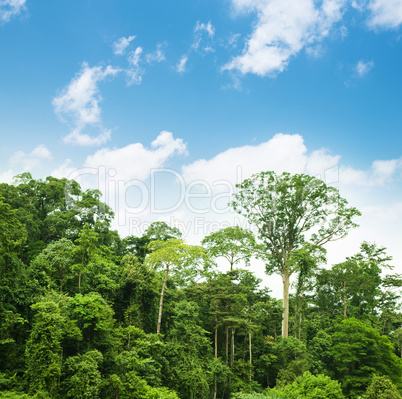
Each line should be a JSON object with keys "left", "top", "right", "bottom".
{"left": 84, "top": 131, "right": 187, "bottom": 181}
{"left": 113, "top": 35, "right": 136, "bottom": 55}
{"left": 0, "top": 169, "right": 14, "bottom": 184}
{"left": 355, "top": 60, "right": 374, "bottom": 77}
{"left": 0, "top": 0, "right": 26, "bottom": 23}
{"left": 223, "top": 0, "right": 347, "bottom": 76}
{"left": 53, "top": 63, "right": 120, "bottom": 146}
{"left": 340, "top": 158, "right": 402, "bottom": 186}
{"left": 182, "top": 134, "right": 402, "bottom": 192}
{"left": 10, "top": 144, "right": 52, "bottom": 171}
{"left": 51, "top": 159, "right": 75, "bottom": 179}
{"left": 367, "top": 0, "right": 402, "bottom": 29}
{"left": 182, "top": 134, "right": 342, "bottom": 190}
{"left": 176, "top": 55, "right": 188, "bottom": 73}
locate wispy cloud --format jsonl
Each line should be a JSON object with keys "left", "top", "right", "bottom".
{"left": 194, "top": 21, "right": 215, "bottom": 38}
{"left": 113, "top": 35, "right": 136, "bottom": 55}
{"left": 223, "top": 0, "right": 347, "bottom": 77}
{"left": 226, "top": 33, "right": 241, "bottom": 48}
{"left": 176, "top": 55, "right": 188, "bottom": 73}
{"left": 146, "top": 42, "right": 167, "bottom": 63}
{"left": 53, "top": 62, "right": 120, "bottom": 146}
{"left": 355, "top": 60, "right": 374, "bottom": 77}
{"left": 0, "top": 0, "right": 26, "bottom": 23}
{"left": 175, "top": 21, "right": 216, "bottom": 73}
{"left": 367, "top": 0, "right": 402, "bottom": 29}
{"left": 192, "top": 20, "right": 216, "bottom": 53}
{"left": 126, "top": 47, "right": 144, "bottom": 85}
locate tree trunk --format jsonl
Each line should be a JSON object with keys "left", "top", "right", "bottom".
{"left": 157, "top": 264, "right": 169, "bottom": 334}
{"left": 225, "top": 325, "right": 229, "bottom": 365}
{"left": 229, "top": 327, "right": 235, "bottom": 387}
{"left": 249, "top": 332, "right": 252, "bottom": 382}
{"left": 79, "top": 253, "right": 85, "bottom": 294}
{"left": 298, "top": 313, "right": 302, "bottom": 340}
{"left": 282, "top": 272, "right": 290, "bottom": 337}
{"left": 231, "top": 328, "right": 235, "bottom": 370}
{"left": 214, "top": 305, "right": 218, "bottom": 399}
{"left": 215, "top": 305, "right": 218, "bottom": 359}
{"left": 343, "top": 282, "right": 347, "bottom": 318}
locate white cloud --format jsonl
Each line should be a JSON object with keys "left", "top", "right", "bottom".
{"left": 351, "top": 0, "right": 365, "bottom": 12}
{"left": 126, "top": 47, "right": 144, "bottom": 85}
{"left": 340, "top": 158, "right": 402, "bottom": 186}
{"left": 63, "top": 128, "right": 112, "bottom": 146}
{"left": 145, "top": 42, "right": 167, "bottom": 63}
{"left": 368, "top": 0, "right": 402, "bottom": 29}
{"left": 0, "top": 169, "right": 15, "bottom": 184}
{"left": 10, "top": 144, "right": 52, "bottom": 171}
{"left": 194, "top": 21, "right": 215, "bottom": 38}
{"left": 192, "top": 21, "right": 216, "bottom": 53}
{"left": 305, "top": 44, "right": 324, "bottom": 58}
{"left": 224, "top": 0, "right": 347, "bottom": 76}
{"left": 340, "top": 25, "right": 348, "bottom": 38}
{"left": 355, "top": 60, "right": 374, "bottom": 77}
{"left": 182, "top": 133, "right": 341, "bottom": 188}
{"left": 51, "top": 158, "right": 75, "bottom": 179}
{"left": 0, "top": 0, "right": 26, "bottom": 23}
{"left": 84, "top": 131, "right": 187, "bottom": 182}
{"left": 113, "top": 35, "right": 136, "bottom": 55}
{"left": 176, "top": 55, "right": 188, "bottom": 73}
{"left": 227, "top": 33, "right": 241, "bottom": 48}
{"left": 53, "top": 63, "right": 119, "bottom": 146}
{"left": 128, "top": 47, "right": 143, "bottom": 66}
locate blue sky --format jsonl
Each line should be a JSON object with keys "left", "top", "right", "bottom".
{"left": 1, "top": 0, "right": 402, "bottom": 291}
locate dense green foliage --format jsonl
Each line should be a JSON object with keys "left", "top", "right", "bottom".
{"left": 0, "top": 172, "right": 401, "bottom": 398}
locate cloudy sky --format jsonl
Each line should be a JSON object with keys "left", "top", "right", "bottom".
{"left": 1, "top": 0, "right": 402, "bottom": 293}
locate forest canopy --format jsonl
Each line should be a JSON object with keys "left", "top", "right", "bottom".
{"left": 0, "top": 172, "right": 401, "bottom": 399}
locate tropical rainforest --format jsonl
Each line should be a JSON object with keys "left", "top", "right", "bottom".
{"left": 0, "top": 171, "right": 401, "bottom": 399}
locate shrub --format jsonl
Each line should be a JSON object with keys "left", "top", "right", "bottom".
{"left": 365, "top": 375, "right": 402, "bottom": 399}
{"left": 270, "top": 371, "right": 345, "bottom": 399}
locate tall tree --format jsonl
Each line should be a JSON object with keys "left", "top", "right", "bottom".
{"left": 73, "top": 224, "right": 99, "bottom": 293}
{"left": 231, "top": 171, "right": 360, "bottom": 337}
{"left": 290, "top": 244, "right": 326, "bottom": 339}
{"left": 145, "top": 239, "right": 208, "bottom": 334}
{"left": 122, "top": 221, "right": 182, "bottom": 263}
{"left": 201, "top": 226, "right": 257, "bottom": 271}
{"left": 314, "top": 242, "right": 398, "bottom": 321}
